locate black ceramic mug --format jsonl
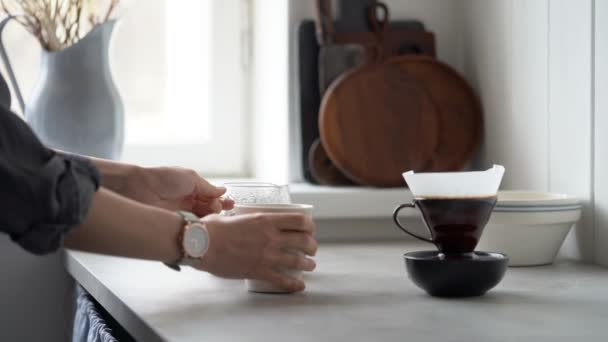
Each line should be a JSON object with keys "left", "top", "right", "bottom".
{"left": 393, "top": 196, "right": 497, "bottom": 254}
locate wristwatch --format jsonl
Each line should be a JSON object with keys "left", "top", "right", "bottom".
{"left": 164, "top": 211, "right": 210, "bottom": 271}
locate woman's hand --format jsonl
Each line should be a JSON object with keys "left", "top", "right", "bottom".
{"left": 87, "top": 158, "right": 234, "bottom": 217}
{"left": 125, "top": 166, "right": 234, "bottom": 217}
{"left": 196, "top": 213, "right": 318, "bottom": 292}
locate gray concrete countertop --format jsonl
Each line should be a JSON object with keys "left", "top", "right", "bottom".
{"left": 66, "top": 242, "right": 608, "bottom": 341}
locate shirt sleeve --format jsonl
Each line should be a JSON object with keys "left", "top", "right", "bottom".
{"left": 0, "top": 104, "right": 100, "bottom": 254}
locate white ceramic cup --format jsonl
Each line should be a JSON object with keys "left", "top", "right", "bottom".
{"left": 232, "top": 203, "right": 314, "bottom": 293}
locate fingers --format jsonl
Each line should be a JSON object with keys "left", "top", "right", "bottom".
{"left": 266, "top": 213, "right": 316, "bottom": 234}
{"left": 207, "top": 199, "right": 223, "bottom": 214}
{"left": 279, "top": 232, "right": 318, "bottom": 256}
{"left": 261, "top": 270, "right": 306, "bottom": 292}
{"left": 194, "top": 176, "right": 227, "bottom": 199}
{"left": 192, "top": 199, "right": 223, "bottom": 217}
{"left": 190, "top": 196, "right": 234, "bottom": 217}
{"left": 199, "top": 185, "right": 226, "bottom": 198}
{"left": 274, "top": 252, "right": 316, "bottom": 272}
{"left": 221, "top": 197, "right": 235, "bottom": 210}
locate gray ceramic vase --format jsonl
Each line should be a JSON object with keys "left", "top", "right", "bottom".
{"left": 0, "top": 18, "right": 124, "bottom": 160}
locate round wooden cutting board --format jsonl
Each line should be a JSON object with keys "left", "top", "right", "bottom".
{"left": 387, "top": 55, "right": 483, "bottom": 171}
{"left": 318, "top": 61, "right": 440, "bottom": 187}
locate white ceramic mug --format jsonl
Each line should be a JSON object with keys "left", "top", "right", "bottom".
{"left": 232, "top": 203, "right": 314, "bottom": 293}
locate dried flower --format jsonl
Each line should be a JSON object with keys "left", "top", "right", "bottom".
{"left": 0, "top": 0, "right": 120, "bottom": 51}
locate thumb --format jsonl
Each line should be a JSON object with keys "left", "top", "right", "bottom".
{"left": 195, "top": 178, "right": 227, "bottom": 198}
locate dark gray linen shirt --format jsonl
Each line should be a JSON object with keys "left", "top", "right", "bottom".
{"left": 0, "top": 103, "right": 100, "bottom": 254}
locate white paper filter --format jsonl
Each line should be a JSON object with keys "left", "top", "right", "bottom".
{"left": 403, "top": 165, "right": 505, "bottom": 198}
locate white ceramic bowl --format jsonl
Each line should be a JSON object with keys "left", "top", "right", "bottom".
{"left": 477, "top": 191, "right": 582, "bottom": 266}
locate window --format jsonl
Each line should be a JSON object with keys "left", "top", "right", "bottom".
{"left": 2, "top": 0, "right": 251, "bottom": 176}
{"left": 116, "top": 0, "right": 250, "bottom": 175}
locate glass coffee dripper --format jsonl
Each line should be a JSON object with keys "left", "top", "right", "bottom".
{"left": 224, "top": 182, "right": 291, "bottom": 215}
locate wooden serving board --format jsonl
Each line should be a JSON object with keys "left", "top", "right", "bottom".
{"left": 319, "top": 61, "right": 440, "bottom": 187}
{"left": 387, "top": 55, "right": 483, "bottom": 171}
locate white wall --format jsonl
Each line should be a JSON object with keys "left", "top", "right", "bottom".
{"left": 461, "top": 0, "right": 597, "bottom": 262}
{"left": 547, "top": 0, "right": 595, "bottom": 261}
{"left": 594, "top": 0, "right": 608, "bottom": 265}
{"left": 462, "top": 0, "right": 550, "bottom": 190}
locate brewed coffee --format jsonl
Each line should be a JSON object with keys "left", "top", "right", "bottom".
{"left": 415, "top": 196, "right": 497, "bottom": 254}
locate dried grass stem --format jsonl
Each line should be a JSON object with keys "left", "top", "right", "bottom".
{"left": 0, "top": 0, "right": 119, "bottom": 51}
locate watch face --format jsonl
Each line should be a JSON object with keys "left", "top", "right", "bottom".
{"left": 183, "top": 224, "right": 209, "bottom": 258}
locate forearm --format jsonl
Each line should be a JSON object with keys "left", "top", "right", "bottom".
{"left": 65, "top": 187, "right": 182, "bottom": 263}
{"left": 86, "top": 157, "right": 142, "bottom": 195}
{"left": 55, "top": 150, "right": 140, "bottom": 194}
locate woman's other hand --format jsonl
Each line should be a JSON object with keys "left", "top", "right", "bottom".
{"left": 196, "top": 213, "right": 318, "bottom": 292}
{"left": 125, "top": 166, "right": 234, "bottom": 216}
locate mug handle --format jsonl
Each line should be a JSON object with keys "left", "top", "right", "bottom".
{"left": 392, "top": 203, "right": 434, "bottom": 243}
{"left": 0, "top": 16, "right": 26, "bottom": 113}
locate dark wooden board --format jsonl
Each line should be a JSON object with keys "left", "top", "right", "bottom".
{"left": 335, "top": 0, "right": 425, "bottom": 32}
{"left": 298, "top": 21, "right": 322, "bottom": 183}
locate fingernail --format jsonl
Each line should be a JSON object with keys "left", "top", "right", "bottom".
{"left": 309, "top": 259, "right": 317, "bottom": 270}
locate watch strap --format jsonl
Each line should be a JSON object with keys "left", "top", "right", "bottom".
{"left": 163, "top": 211, "right": 202, "bottom": 271}
{"left": 179, "top": 210, "right": 199, "bottom": 224}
